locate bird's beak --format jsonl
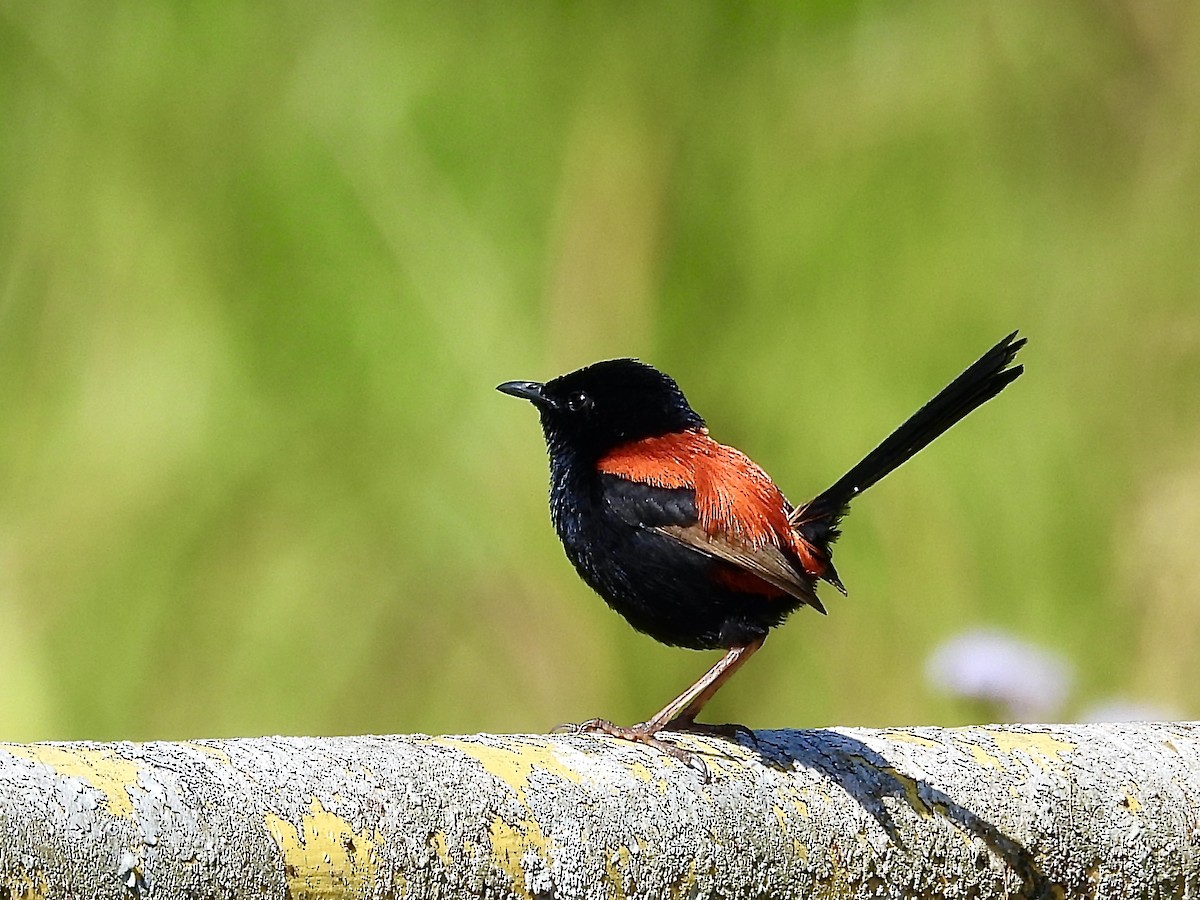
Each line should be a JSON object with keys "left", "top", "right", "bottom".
{"left": 496, "top": 380, "right": 552, "bottom": 407}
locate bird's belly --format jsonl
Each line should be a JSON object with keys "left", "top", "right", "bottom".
{"left": 555, "top": 508, "right": 801, "bottom": 650}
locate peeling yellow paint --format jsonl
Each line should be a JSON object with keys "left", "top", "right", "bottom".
{"left": 668, "top": 858, "right": 698, "bottom": 900}
{"left": 967, "top": 743, "right": 1003, "bottom": 770}
{"left": 948, "top": 821, "right": 975, "bottom": 848}
{"left": 605, "top": 844, "right": 632, "bottom": 900}
{"left": 425, "top": 734, "right": 770, "bottom": 898}
{"left": 430, "top": 738, "right": 568, "bottom": 900}
{"left": 1, "top": 744, "right": 139, "bottom": 817}
{"left": 635, "top": 834, "right": 649, "bottom": 857}
{"left": 884, "top": 729, "right": 941, "bottom": 748}
{"left": 488, "top": 815, "right": 534, "bottom": 899}
{"left": 265, "top": 797, "right": 380, "bottom": 899}
{"left": 2, "top": 867, "right": 50, "bottom": 900}
{"left": 183, "top": 742, "right": 232, "bottom": 763}
{"left": 430, "top": 830, "right": 452, "bottom": 868}
{"left": 770, "top": 800, "right": 811, "bottom": 866}
{"left": 986, "top": 731, "right": 1075, "bottom": 769}
{"left": 431, "top": 736, "right": 583, "bottom": 796}
{"left": 629, "top": 761, "right": 654, "bottom": 782}
{"left": 883, "top": 767, "right": 932, "bottom": 818}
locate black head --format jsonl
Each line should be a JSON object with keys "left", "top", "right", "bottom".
{"left": 497, "top": 358, "right": 705, "bottom": 457}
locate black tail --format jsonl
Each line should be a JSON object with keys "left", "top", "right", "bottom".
{"left": 792, "top": 331, "right": 1026, "bottom": 551}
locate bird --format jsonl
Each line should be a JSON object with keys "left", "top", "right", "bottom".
{"left": 498, "top": 331, "right": 1025, "bottom": 760}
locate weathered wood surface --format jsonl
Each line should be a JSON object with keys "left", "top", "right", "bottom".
{"left": 0, "top": 723, "right": 1197, "bottom": 899}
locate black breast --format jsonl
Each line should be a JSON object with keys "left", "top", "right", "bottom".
{"left": 547, "top": 459, "right": 802, "bottom": 649}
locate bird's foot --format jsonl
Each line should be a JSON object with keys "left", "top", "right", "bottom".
{"left": 559, "top": 718, "right": 707, "bottom": 774}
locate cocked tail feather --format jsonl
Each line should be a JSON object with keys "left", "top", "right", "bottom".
{"left": 791, "top": 331, "right": 1026, "bottom": 550}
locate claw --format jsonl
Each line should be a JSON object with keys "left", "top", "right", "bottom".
{"left": 556, "top": 718, "right": 709, "bottom": 777}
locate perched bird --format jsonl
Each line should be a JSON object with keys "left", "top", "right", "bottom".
{"left": 498, "top": 332, "right": 1024, "bottom": 759}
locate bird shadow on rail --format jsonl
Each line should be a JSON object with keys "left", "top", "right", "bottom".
{"left": 721, "top": 727, "right": 1060, "bottom": 900}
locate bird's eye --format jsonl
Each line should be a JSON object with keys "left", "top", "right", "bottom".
{"left": 566, "top": 390, "right": 593, "bottom": 413}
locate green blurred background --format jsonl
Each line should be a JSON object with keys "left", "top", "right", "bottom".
{"left": 1, "top": 2, "right": 1197, "bottom": 743}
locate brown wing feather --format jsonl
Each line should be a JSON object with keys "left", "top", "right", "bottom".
{"left": 654, "top": 522, "right": 826, "bottom": 614}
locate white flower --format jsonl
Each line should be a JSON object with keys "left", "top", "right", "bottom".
{"left": 925, "top": 628, "right": 1072, "bottom": 721}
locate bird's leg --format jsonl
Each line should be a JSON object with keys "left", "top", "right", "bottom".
{"left": 574, "top": 637, "right": 765, "bottom": 763}
{"left": 651, "top": 636, "right": 764, "bottom": 733}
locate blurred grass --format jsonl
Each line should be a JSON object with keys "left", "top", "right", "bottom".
{"left": 0, "top": 2, "right": 1197, "bottom": 741}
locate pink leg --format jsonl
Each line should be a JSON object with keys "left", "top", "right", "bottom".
{"left": 574, "top": 637, "right": 766, "bottom": 764}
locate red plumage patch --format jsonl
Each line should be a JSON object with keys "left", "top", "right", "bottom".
{"left": 710, "top": 565, "right": 789, "bottom": 598}
{"left": 597, "top": 429, "right": 827, "bottom": 579}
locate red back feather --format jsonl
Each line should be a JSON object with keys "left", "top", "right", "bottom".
{"left": 597, "top": 430, "right": 827, "bottom": 576}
